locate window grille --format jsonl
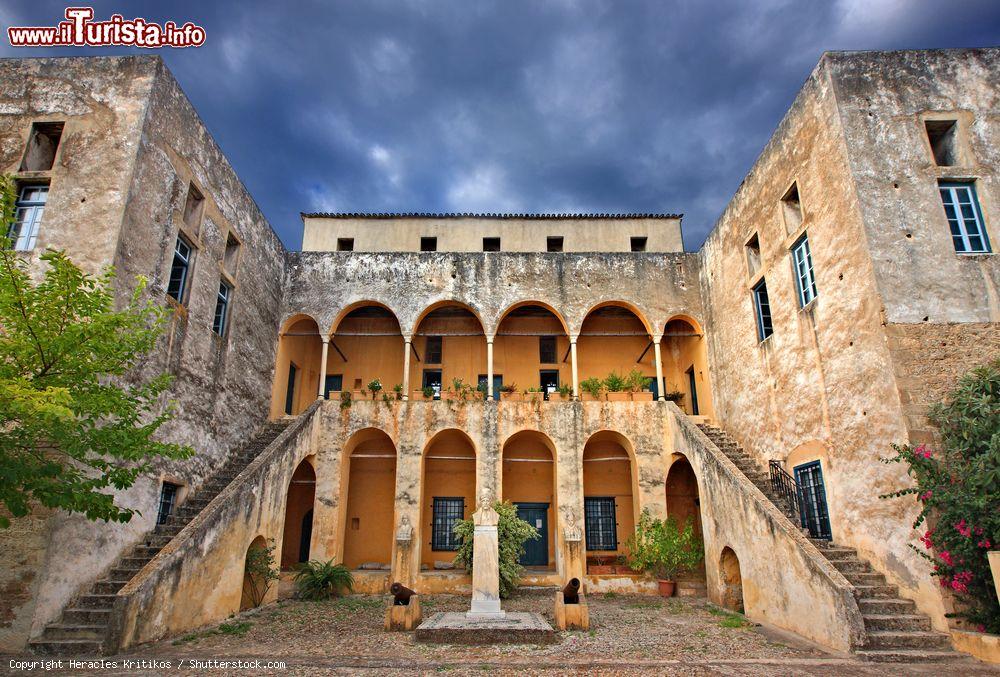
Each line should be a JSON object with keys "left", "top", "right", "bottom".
{"left": 584, "top": 497, "right": 617, "bottom": 551}
{"left": 539, "top": 336, "right": 557, "bottom": 364}
{"left": 425, "top": 336, "right": 443, "bottom": 364}
{"left": 431, "top": 497, "right": 465, "bottom": 550}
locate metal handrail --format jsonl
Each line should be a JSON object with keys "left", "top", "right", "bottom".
{"left": 769, "top": 460, "right": 801, "bottom": 524}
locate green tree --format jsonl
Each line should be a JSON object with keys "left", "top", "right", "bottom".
{"left": 0, "top": 174, "right": 191, "bottom": 527}
{"left": 454, "top": 500, "right": 539, "bottom": 599}
{"left": 881, "top": 358, "right": 1000, "bottom": 632}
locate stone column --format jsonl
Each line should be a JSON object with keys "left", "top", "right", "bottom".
{"left": 570, "top": 338, "right": 579, "bottom": 400}
{"left": 653, "top": 334, "right": 665, "bottom": 401}
{"left": 402, "top": 335, "right": 412, "bottom": 401}
{"left": 317, "top": 336, "right": 330, "bottom": 398}
{"left": 486, "top": 336, "right": 495, "bottom": 401}
{"left": 467, "top": 498, "right": 504, "bottom": 619}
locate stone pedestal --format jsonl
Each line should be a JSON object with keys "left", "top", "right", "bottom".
{"left": 385, "top": 595, "right": 422, "bottom": 631}
{"left": 563, "top": 512, "right": 585, "bottom": 582}
{"left": 467, "top": 503, "right": 504, "bottom": 619}
{"left": 554, "top": 590, "right": 589, "bottom": 631}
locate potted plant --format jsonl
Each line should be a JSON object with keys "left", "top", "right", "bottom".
{"left": 339, "top": 390, "right": 352, "bottom": 410}
{"left": 414, "top": 385, "right": 437, "bottom": 401}
{"left": 367, "top": 378, "right": 383, "bottom": 400}
{"left": 627, "top": 369, "right": 654, "bottom": 401}
{"left": 604, "top": 371, "right": 629, "bottom": 401}
{"left": 626, "top": 510, "right": 704, "bottom": 597}
{"left": 549, "top": 382, "right": 573, "bottom": 402}
{"left": 477, "top": 380, "right": 489, "bottom": 401}
{"left": 524, "top": 386, "right": 544, "bottom": 403}
{"left": 500, "top": 383, "right": 520, "bottom": 401}
{"left": 392, "top": 383, "right": 403, "bottom": 400}
{"left": 580, "top": 377, "right": 604, "bottom": 401}
{"left": 664, "top": 391, "right": 685, "bottom": 405}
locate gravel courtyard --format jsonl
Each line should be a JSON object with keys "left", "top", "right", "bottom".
{"left": 64, "top": 590, "right": 992, "bottom": 676}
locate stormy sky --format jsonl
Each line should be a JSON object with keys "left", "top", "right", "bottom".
{"left": 3, "top": 1, "right": 999, "bottom": 250}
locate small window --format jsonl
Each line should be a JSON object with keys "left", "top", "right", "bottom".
{"left": 336, "top": 237, "right": 354, "bottom": 252}
{"left": 939, "top": 182, "right": 991, "bottom": 254}
{"left": 630, "top": 236, "right": 647, "bottom": 252}
{"left": 546, "top": 236, "right": 564, "bottom": 252}
{"left": 20, "top": 122, "right": 64, "bottom": 172}
{"left": 223, "top": 232, "right": 241, "bottom": 273}
{"left": 925, "top": 119, "right": 958, "bottom": 167}
{"left": 212, "top": 280, "right": 232, "bottom": 335}
{"left": 584, "top": 497, "right": 617, "bottom": 551}
{"left": 425, "top": 336, "right": 443, "bottom": 364}
{"left": 745, "top": 232, "right": 761, "bottom": 278}
{"left": 156, "top": 482, "right": 180, "bottom": 525}
{"left": 539, "top": 336, "right": 557, "bottom": 364}
{"left": 284, "top": 362, "right": 298, "bottom": 415}
{"left": 752, "top": 278, "right": 773, "bottom": 341}
{"left": 420, "top": 236, "right": 437, "bottom": 252}
{"left": 167, "top": 235, "right": 193, "bottom": 303}
{"left": 182, "top": 182, "right": 205, "bottom": 232}
{"left": 791, "top": 233, "right": 818, "bottom": 307}
{"left": 323, "top": 374, "right": 343, "bottom": 399}
{"left": 540, "top": 369, "right": 559, "bottom": 400}
{"left": 431, "top": 497, "right": 465, "bottom": 551}
{"left": 483, "top": 237, "right": 500, "bottom": 252}
{"left": 781, "top": 182, "right": 803, "bottom": 234}
{"left": 8, "top": 184, "right": 48, "bottom": 251}
{"left": 422, "top": 369, "right": 443, "bottom": 399}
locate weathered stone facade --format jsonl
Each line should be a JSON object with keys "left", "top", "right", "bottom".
{"left": 1, "top": 48, "right": 997, "bottom": 656}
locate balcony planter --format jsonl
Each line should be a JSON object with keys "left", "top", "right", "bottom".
{"left": 500, "top": 391, "right": 522, "bottom": 402}
{"left": 548, "top": 393, "right": 570, "bottom": 402}
{"left": 631, "top": 391, "right": 654, "bottom": 402}
{"left": 524, "top": 391, "right": 544, "bottom": 404}
{"left": 412, "top": 390, "right": 437, "bottom": 401}
{"left": 606, "top": 391, "right": 630, "bottom": 402}
{"left": 352, "top": 390, "right": 367, "bottom": 400}
{"left": 580, "top": 391, "right": 602, "bottom": 401}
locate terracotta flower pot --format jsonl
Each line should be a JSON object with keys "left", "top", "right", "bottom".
{"left": 658, "top": 579, "right": 676, "bottom": 597}
{"left": 580, "top": 392, "right": 601, "bottom": 401}
{"left": 607, "top": 391, "right": 629, "bottom": 402}
{"left": 500, "top": 391, "right": 521, "bottom": 401}
{"left": 631, "top": 391, "right": 654, "bottom": 402}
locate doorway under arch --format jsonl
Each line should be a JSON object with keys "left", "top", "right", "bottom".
{"left": 582, "top": 431, "right": 638, "bottom": 567}
{"left": 719, "top": 546, "right": 744, "bottom": 613}
{"left": 341, "top": 429, "right": 398, "bottom": 570}
{"left": 420, "top": 429, "right": 477, "bottom": 569}
{"left": 241, "top": 535, "right": 269, "bottom": 611}
{"left": 280, "top": 459, "right": 316, "bottom": 570}
{"left": 270, "top": 314, "right": 323, "bottom": 417}
{"left": 501, "top": 430, "right": 557, "bottom": 568}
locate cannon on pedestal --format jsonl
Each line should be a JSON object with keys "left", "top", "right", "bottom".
{"left": 554, "top": 577, "right": 588, "bottom": 630}
{"left": 391, "top": 582, "right": 416, "bottom": 606}
{"left": 386, "top": 582, "right": 422, "bottom": 630}
{"left": 561, "top": 578, "right": 581, "bottom": 605}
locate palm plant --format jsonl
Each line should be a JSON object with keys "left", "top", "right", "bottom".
{"left": 293, "top": 559, "right": 354, "bottom": 600}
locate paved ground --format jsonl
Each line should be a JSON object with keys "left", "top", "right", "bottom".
{"left": 7, "top": 591, "right": 998, "bottom": 675}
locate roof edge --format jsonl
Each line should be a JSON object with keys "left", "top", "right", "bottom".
{"left": 301, "top": 211, "right": 683, "bottom": 220}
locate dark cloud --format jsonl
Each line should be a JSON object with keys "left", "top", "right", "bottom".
{"left": 5, "top": 0, "right": 1000, "bottom": 249}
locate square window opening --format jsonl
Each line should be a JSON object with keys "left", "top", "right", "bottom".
{"left": 420, "top": 236, "right": 437, "bottom": 252}
{"left": 781, "top": 182, "right": 803, "bottom": 234}
{"left": 212, "top": 280, "right": 232, "bottom": 336}
{"left": 539, "top": 336, "right": 557, "bottom": 364}
{"left": 8, "top": 183, "right": 48, "bottom": 251}
{"left": 336, "top": 237, "right": 354, "bottom": 252}
{"left": 156, "top": 481, "right": 181, "bottom": 525}
{"left": 546, "top": 236, "right": 564, "bottom": 252}
{"left": 166, "top": 235, "right": 193, "bottom": 303}
{"left": 630, "top": 236, "right": 647, "bottom": 252}
{"left": 752, "top": 278, "right": 774, "bottom": 342}
{"left": 182, "top": 182, "right": 205, "bottom": 233}
{"left": 745, "top": 232, "right": 761, "bottom": 277}
{"left": 791, "top": 233, "right": 818, "bottom": 307}
{"left": 483, "top": 237, "right": 501, "bottom": 252}
{"left": 925, "top": 119, "right": 958, "bottom": 167}
{"left": 20, "top": 122, "right": 64, "bottom": 172}
{"left": 223, "top": 232, "right": 241, "bottom": 273}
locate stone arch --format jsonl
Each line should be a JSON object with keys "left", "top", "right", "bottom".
{"left": 327, "top": 302, "right": 405, "bottom": 395}
{"left": 494, "top": 300, "right": 571, "bottom": 337}
{"left": 576, "top": 300, "right": 654, "bottom": 337}
{"left": 494, "top": 302, "right": 571, "bottom": 398}
{"left": 660, "top": 314, "right": 713, "bottom": 415}
{"left": 240, "top": 535, "right": 269, "bottom": 611}
{"left": 581, "top": 430, "right": 639, "bottom": 567}
{"left": 719, "top": 546, "right": 744, "bottom": 613}
{"left": 419, "top": 428, "right": 478, "bottom": 569}
{"left": 410, "top": 301, "right": 487, "bottom": 399}
{"left": 500, "top": 430, "right": 558, "bottom": 568}
{"left": 280, "top": 457, "right": 316, "bottom": 569}
{"left": 270, "top": 314, "right": 323, "bottom": 418}
{"left": 339, "top": 428, "right": 398, "bottom": 570}
{"left": 577, "top": 303, "right": 656, "bottom": 393}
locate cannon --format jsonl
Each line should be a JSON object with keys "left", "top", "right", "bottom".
{"left": 561, "top": 577, "right": 581, "bottom": 605}
{"left": 391, "top": 582, "right": 417, "bottom": 606}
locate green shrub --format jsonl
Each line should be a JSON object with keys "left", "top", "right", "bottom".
{"left": 580, "top": 377, "right": 604, "bottom": 398}
{"left": 339, "top": 390, "right": 352, "bottom": 410}
{"left": 625, "top": 368, "right": 650, "bottom": 392}
{"left": 243, "top": 541, "right": 280, "bottom": 608}
{"left": 454, "top": 500, "right": 539, "bottom": 599}
{"left": 367, "top": 379, "right": 382, "bottom": 398}
{"left": 625, "top": 510, "right": 704, "bottom": 581}
{"left": 422, "top": 385, "right": 435, "bottom": 399}
{"left": 664, "top": 391, "right": 685, "bottom": 403}
{"left": 293, "top": 559, "right": 355, "bottom": 600}
{"left": 880, "top": 358, "right": 999, "bottom": 633}
{"left": 603, "top": 371, "right": 628, "bottom": 392}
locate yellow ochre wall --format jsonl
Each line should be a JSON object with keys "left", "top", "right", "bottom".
{"left": 270, "top": 318, "right": 322, "bottom": 418}
{"left": 329, "top": 311, "right": 404, "bottom": 393}
{"left": 280, "top": 460, "right": 316, "bottom": 569}
{"left": 501, "top": 433, "right": 557, "bottom": 565}
{"left": 577, "top": 310, "right": 656, "bottom": 387}
{"left": 582, "top": 435, "right": 636, "bottom": 558}
{"left": 342, "top": 449, "right": 397, "bottom": 569}
{"left": 494, "top": 311, "right": 570, "bottom": 393}
{"left": 420, "top": 431, "right": 477, "bottom": 567}
{"left": 661, "top": 318, "right": 715, "bottom": 417}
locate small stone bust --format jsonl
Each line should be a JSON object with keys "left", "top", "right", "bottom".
{"left": 396, "top": 514, "right": 413, "bottom": 542}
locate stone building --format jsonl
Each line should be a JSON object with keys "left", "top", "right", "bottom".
{"left": 0, "top": 48, "right": 996, "bottom": 660}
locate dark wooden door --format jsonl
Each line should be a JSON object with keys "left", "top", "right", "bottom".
{"left": 515, "top": 502, "right": 549, "bottom": 566}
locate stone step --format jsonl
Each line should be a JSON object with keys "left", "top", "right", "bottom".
{"left": 863, "top": 614, "right": 932, "bottom": 632}
{"left": 62, "top": 608, "right": 111, "bottom": 625}
{"left": 853, "top": 584, "right": 901, "bottom": 598}
{"left": 29, "top": 638, "right": 103, "bottom": 656}
{"left": 865, "top": 630, "right": 951, "bottom": 650}
{"left": 109, "top": 567, "right": 141, "bottom": 580}
{"left": 818, "top": 547, "right": 857, "bottom": 561}
{"left": 41, "top": 624, "right": 105, "bottom": 641}
{"left": 844, "top": 571, "right": 887, "bottom": 586}
{"left": 859, "top": 598, "right": 916, "bottom": 615}
{"left": 77, "top": 594, "right": 116, "bottom": 609}
{"left": 830, "top": 559, "right": 872, "bottom": 574}
{"left": 855, "top": 649, "right": 958, "bottom": 663}
{"left": 93, "top": 580, "right": 126, "bottom": 595}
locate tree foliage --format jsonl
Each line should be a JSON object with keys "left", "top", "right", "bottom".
{"left": 625, "top": 509, "right": 704, "bottom": 581}
{"left": 453, "top": 500, "right": 539, "bottom": 599}
{"left": 880, "top": 358, "right": 1000, "bottom": 633}
{"left": 0, "top": 174, "right": 191, "bottom": 527}
{"left": 242, "top": 540, "right": 280, "bottom": 608}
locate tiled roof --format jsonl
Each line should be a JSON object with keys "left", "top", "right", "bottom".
{"left": 301, "top": 211, "right": 682, "bottom": 220}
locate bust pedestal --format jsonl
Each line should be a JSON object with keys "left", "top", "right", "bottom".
{"left": 466, "top": 502, "right": 504, "bottom": 619}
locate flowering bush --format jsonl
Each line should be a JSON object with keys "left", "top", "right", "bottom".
{"left": 880, "top": 358, "right": 1000, "bottom": 633}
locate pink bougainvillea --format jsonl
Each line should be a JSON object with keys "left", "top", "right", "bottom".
{"left": 955, "top": 519, "right": 972, "bottom": 538}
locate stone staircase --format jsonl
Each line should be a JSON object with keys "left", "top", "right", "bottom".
{"left": 697, "top": 424, "right": 959, "bottom": 663}
{"left": 29, "top": 420, "right": 291, "bottom": 656}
